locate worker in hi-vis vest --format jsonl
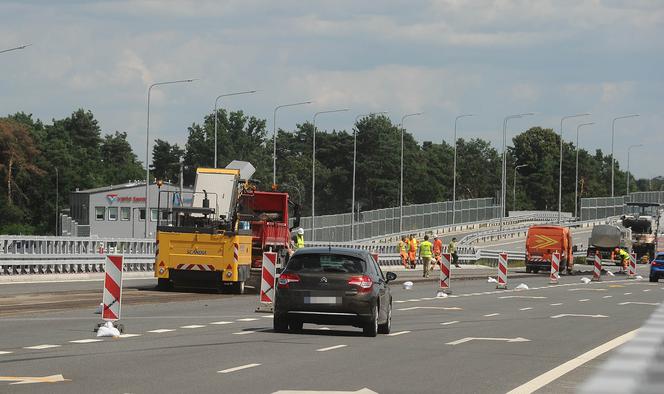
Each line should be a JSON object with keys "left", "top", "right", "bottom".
{"left": 419, "top": 235, "right": 433, "bottom": 278}
{"left": 398, "top": 236, "right": 408, "bottom": 268}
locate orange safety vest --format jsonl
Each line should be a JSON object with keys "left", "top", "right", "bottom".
{"left": 433, "top": 238, "right": 443, "bottom": 257}
{"left": 408, "top": 239, "right": 417, "bottom": 259}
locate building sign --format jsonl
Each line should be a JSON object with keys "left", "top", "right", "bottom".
{"left": 106, "top": 194, "right": 147, "bottom": 204}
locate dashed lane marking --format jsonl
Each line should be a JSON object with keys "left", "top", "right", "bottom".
{"left": 394, "top": 300, "right": 407, "bottom": 303}
{"left": 317, "top": 327, "right": 331, "bottom": 330}
{"left": 0, "top": 351, "right": 14, "bottom": 355}
{"left": 210, "top": 321, "right": 233, "bottom": 325}
{"left": 232, "top": 331, "right": 256, "bottom": 335}
{"left": 519, "top": 307, "right": 533, "bottom": 311}
{"left": 180, "top": 325, "right": 206, "bottom": 329}
{"left": 618, "top": 302, "right": 660, "bottom": 306}
{"left": 550, "top": 303, "right": 563, "bottom": 306}
{"left": 569, "top": 288, "right": 606, "bottom": 292}
{"left": 499, "top": 296, "right": 547, "bottom": 299}
{"left": 441, "top": 321, "right": 459, "bottom": 326}
{"left": 148, "top": 329, "right": 175, "bottom": 333}
{"left": 603, "top": 296, "right": 613, "bottom": 299}
{"left": 237, "top": 318, "right": 259, "bottom": 322}
{"left": 262, "top": 315, "right": 274, "bottom": 318}
{"left": 217, "top": 363, "right": 261, "bottom": 374}
{"left": 397, "top": 306, "right": 463, "bottom": 311}
{"left": 506, "top": 329, "right": 637, "bottom": 393}
{"left": 579, "top": 299, "right": 590, "bottom": 302}
{"left": 624, "top": 292, "right": 632, "bottom": 295}
{"left": 484, "top": 313, "right": 500, "bottom": 317}
{"left": 387, "top": 331, "right": 410, "bottom": 337}
{"left": 118, "top": 334, "right": 141, "bottom": 338}
{"left": 24, "top": 344, "right": 61, "bottom": 350}
{"left": 69, "top": 339, "right": 103, "bottom": 344}
{"left": 317, "top": 345, "right": 348, "bottom": 352}
{"left": 643, "top": 289, "right": 651, "bottom": 292}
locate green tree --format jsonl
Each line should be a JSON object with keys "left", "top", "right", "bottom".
{"left": 151, "top": 139, "right": 184, "bottom": 184}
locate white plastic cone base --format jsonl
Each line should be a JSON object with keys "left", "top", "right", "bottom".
{"left": 606, "top": 271, "right": 615, "bottom": 277}
{"left": 580, "top": 277, "right": 591, "bottom": 284}
{"left": 487, "top": 277, "right": 498, "bottom": 283}
{"left": 515, "top": 283, "right": 529, "bottom": 290}
{"left": 436, "top": 291, "right": 448, "bottom": 298}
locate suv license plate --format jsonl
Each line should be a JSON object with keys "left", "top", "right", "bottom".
{"left": 305, "top": 296, "right": 339, "bottom": 304}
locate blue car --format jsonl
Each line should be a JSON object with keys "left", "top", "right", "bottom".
{"left": 649, "top": 252, "right": 664, "bottom": 282}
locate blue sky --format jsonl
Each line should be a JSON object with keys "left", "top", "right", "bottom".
{"left": 1, "top": 0, "right": 662, "bottom": 178}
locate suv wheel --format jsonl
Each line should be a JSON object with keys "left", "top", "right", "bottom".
{"left": 378, "top": 303, "right": 392, "bottom": 334}
{"left": 650, "top": 276, "right": 658, "bottom": 283}
{"left": 274, "top": 314, "right": 288, "bottom": 333}
{"left": 363, "top": 305, "right": 378, "bottom": 337}
{"left": 289, "top": 320, "right": 303, "bottom": 332}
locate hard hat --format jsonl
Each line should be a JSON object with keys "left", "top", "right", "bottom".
{"left": 297, "top": 228, "right": 304, "bottom": 235}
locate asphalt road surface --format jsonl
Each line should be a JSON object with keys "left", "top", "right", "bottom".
{"left": 1, "top": 265, "right": 661, "bottom": 394}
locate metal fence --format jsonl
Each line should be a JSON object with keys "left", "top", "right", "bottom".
{"left": 580, "top": 191, "right": 664, "bottom": 221}
{"left": 298, "top": 197, "right": 500, "bottom": 242}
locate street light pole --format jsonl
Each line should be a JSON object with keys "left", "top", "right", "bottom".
{"left": 352, "top": 111, "right": 387, "bottom": 240}
{"left": 0, "top": 44, "right": 31, "bottom": 55}
{"left": 312, "top": 108, "right": 350, "bottom": 242}
{"left": 452, "top": 114, "right": 473, "bottom": 225}
{"left": 145, "top": 79, "right": 195, "bottom": 238}
{"left": 399, "top": 112, "right": 423, "bottom": 233}
{"left": 574, "top": 122, "right": 594, "bottom": 219}
{"left": 558, "top": 113, "right": 590, "bottom": 223}
{"left": 500, "top": 113, "right": 533, "bottom": 233}
{"left": 55, "top": 167, "right": 59, "bottom": 236}
{"left": 513, "top": 164, "right": 527, "bottom": 212}
{"left": 272, "top": 101, "right": 312, "bottom": 187}
{"left": 626, "top": 144, "right": 644, "bottom": 195}
{"left": 214, "top": 90, "right": 257, "bottom": 168}
{"left": 611, "top": 114, "right": 640, "bottom": 197}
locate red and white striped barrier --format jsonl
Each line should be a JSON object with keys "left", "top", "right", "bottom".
{"left": 592, "top": 252, "right": 602, "bottom": 281}
{"left": 497, "top": 252, "right": 508, "bottom": 289}
{"left": 628, "top": 252, "right": 637, "bottom": 279}
{"left": 256, "top": 252, "right": 277, "bottom": 313}
{"left": 175, "top": 264, "right": 215, "bottom": 271}
{"left": 550, "top": 251, "right": 560, "bottom": 284}
{"left": 102, "top": 255, "right": 123, "bottom": 321}
{"left": 439, "top": 252, "right": 451, "bottom": 292}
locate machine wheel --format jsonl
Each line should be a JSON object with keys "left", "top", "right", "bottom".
{"left": 533, "top": 268, "right": 540, "bottom": 274}
{"left": 274, "top": 314, "right": 289, "bottom": 333}
{"left": 650, "top": 276, "right": 658, "bottom": 283}
{"left": 363, "top": 305, "right": 378, "bottom": 337}
{"left": 156, "top": 278, "right": 172, "bottom": 291}
{"left": 525, "top": 266, "right": 532, "bottom": 273}
{"left": 227, "top": 281, "right": 246, "bottom": 294}
{"left": 378, "top": 303, "right": 392, "bottom": 334}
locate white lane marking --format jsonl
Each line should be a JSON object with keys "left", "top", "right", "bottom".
{"left": 447, "top": 337, "right": 530, "bottom": 346}
{"left": 624, "top": 292, "right": 632, "bottom": 295}
{"left": 643, "top": 289, "right": 651, "bottom": 292}
{"left": 406, "top": 299, "right": 421, "bottom": 302}
{"left": 0, "top": 276, "right": 152, "bottom": 286}
{"left": 69, "top": 339, "right": 103, "bottom": 344}
{"left": 550, "top": 303, "right": 563, "bottom": 306}
{"left": 24, "top": 344, "right": 61, "bottom": 350}
{"left": 387, "top": 331, "right": 411, "bottom": 337}
{"left": 519, "top": 307, "right": 533, "bottom": 311}
{"left": 397, "top": 306, "right": 462, "bottom": 311}
{"left": 484, "top": 313, "right": 500, "bottom": 317}
{"left": 420, "top": 297, "right": 436, "bottom": 300}
{"left": 602, "top": 296, "right": 613, "bottom": 299}
{"left": 217, "top": 363, "right": 261, "bottom": 374}
{"left": 232, "top": 331, "right": 256, "bottom": 335}
{"left": 618, "top": 302, "right": 660, "bottom": 306}
{"left": 316, "top": 344, "right": 348, "bottom": 352}
{"left": 180, "top": 325, "right": 206, "bottom": 329}
{"left": 262, "top": 315, "right": 274, "bottom": 318}
{"left": 237, "top": 318, "right": 259, "bottom": 322}
{"left": 578, "top": 299, "right": 590, "bottom": 302}
{"left": 441, "top": 321, "right": 460, "bottom": 326}
{"left": 317, "top": 327, "right": 331, "bottom": 330}
{"left": 210, "top": 321, "right": 233, "bottom": 325}
{"left": 569, "top": 288, "right": 606, "bottom": 292}
{"left": 394, "top": 300, "right": 407, "bottom": 303}
{"left": 506, "top": 329, "right": 637, "bottom": 394}
{"left": 551, "top": 314, "right": 607, "bottom": 319}
{"left": 499, "top": 296, "right": 547, "bottom": 299}
{"left": 118, "top": 334, "right": 141, "bottom": 338}
{"left": 0, "top": 351, "right": 14, "bottom": 355}
{"left": 148, "top": 329, "right": 175, "bottom": 333}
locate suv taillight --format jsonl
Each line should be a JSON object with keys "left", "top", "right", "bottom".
{"left": 277, "top": 273, "right": 300, "bottom": 289}
{"left": 348, "top": 275, "right": 373, "bottom": 293}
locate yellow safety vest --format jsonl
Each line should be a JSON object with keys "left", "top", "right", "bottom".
{"left": 398, "top": 241, "right": 407, "bottom": 254}
{"left": 419, "top": 240, "right": 433, "bottom": 258}
{"left": 295, "top": 234, "right": 305, "bottom": 249}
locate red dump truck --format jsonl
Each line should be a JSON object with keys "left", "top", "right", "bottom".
{"left": 525, "top": 225, "right": 574, "bottom": 274}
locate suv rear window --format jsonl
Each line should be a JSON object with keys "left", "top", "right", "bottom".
{"left": 286, "top": 254, "right": 366, "bottom": 274}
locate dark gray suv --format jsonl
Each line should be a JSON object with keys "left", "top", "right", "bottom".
{"left": 273, "top": 247, "right": 397, "bottom": 337}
